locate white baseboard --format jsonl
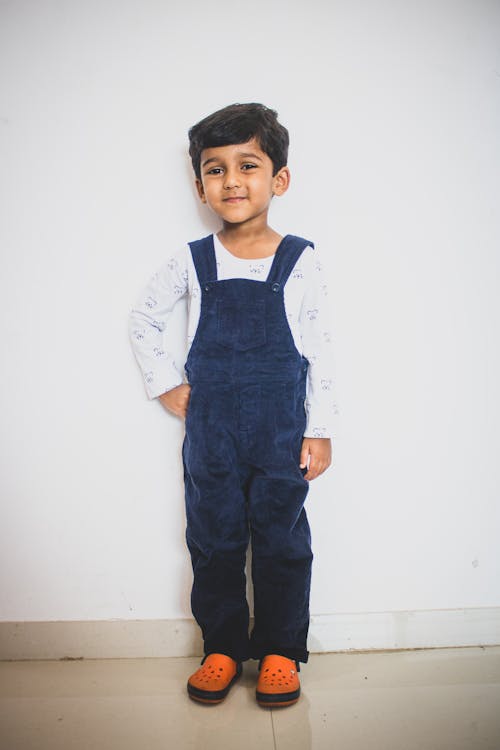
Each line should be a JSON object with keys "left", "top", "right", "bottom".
{"left": 308, "top": 607, "right": 500, "bottom": 652}
{"left": 1, "top": 608, "right": 499, "bottom": 661}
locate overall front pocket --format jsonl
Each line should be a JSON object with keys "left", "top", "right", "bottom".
{"left": 216, "top": 299, "right": 267, "bottom": 351}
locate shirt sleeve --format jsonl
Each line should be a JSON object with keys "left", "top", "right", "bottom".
{"left": 299, "top": 247, "right": 338, "bottom": 438}
{"left": 128, "top": 245, "right": 189, "bottom": 399}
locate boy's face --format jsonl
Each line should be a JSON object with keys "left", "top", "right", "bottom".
{"left": 195, "top": 138, "right": 290, "bottom": 227}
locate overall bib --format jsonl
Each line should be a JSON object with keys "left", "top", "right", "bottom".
{"left": 182, "top": 234, "right": 313, "bottom": 664}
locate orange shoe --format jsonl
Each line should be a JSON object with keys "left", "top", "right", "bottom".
{"left": 256, "top": 654, "right": 301, "bottom": 707}
{"left": 187, "top": 653, "right": 242, "bottom": 704}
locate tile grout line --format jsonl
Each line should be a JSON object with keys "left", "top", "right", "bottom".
{"left": 270, "top": 709, "right": 278, "bottom": 750}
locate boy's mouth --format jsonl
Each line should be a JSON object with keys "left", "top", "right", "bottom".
{"left": 223, "top": 196, "right": 246, "bottom": 203}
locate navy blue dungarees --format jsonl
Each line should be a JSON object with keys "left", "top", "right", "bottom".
{"left": 182, "top": 233, "right": 314, "bottom": 665}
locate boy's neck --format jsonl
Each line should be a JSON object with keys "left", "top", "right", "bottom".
{"left": 217, "top": 220, "right": 283, "bottom": 260}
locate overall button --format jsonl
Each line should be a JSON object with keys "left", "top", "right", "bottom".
{"left": 204, "top": 284, "right": 211, "bottom": 292}
{"left": 271, "top": 282, "right": 280, "bottom": 292}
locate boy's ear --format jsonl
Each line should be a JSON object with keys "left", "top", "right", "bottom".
{"left": 195, "top": 178, "right": 207, "bottom": 203}
{"left": 272, "top": 166, "right": 291, "bottom": 197}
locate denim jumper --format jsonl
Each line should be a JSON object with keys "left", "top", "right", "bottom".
{"left": 182, "top": 233, "right": 314, "bottom": 664}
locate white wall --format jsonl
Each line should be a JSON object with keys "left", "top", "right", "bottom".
{"left": 1, "top": 0, "right": 499, "bottom": 640}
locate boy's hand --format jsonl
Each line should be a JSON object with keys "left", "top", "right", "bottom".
{"left": 158, "top": 384, "right": 192, "bottom": 418}
{"left": 300, "top": 437, "right": 332, "bottom": 481}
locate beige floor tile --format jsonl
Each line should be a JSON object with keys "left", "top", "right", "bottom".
{"left": 0, "top": 647, "right": 499, "bottom": 750}
{"left": 272, "top": 647, "right": 500, "bottom": 750}
{"left": 0, "top": 657, "right": 274, "bottom": 750}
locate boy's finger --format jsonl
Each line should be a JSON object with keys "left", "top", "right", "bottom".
{"left": 305, "top": 457, "right": 327, "bottom": 481}
{"left": 299, "top": 444, "right": 309, "bottom": 469}
{"left": 304, "top": 455, "right": 315, "bottom": 480}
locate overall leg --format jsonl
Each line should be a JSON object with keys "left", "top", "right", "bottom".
{"left": 246, "top": 381, "right": 313, "bottom": 664}
{"left": 183, "top": 384, "right": 250, "bottom": 663}
{"left": 248, "top": 467, "right": 312, "bottom": 663}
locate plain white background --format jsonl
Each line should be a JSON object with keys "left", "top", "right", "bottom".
{"left": 1, "top": 0, "right": 499, "bottom": 631}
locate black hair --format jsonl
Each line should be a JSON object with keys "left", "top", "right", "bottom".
{"left": 188, "top": 102, "right": 289, "bottom": 180}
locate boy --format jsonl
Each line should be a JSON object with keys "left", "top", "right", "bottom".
{"left": 129, "top": 103, "right": 335, "bottom": 708}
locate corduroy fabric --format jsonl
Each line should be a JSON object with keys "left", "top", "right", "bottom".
{"left": 182, "top": 234, "right": 314, "bottom": 664}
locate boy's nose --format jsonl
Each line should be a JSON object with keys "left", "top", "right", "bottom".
{"left": 223, "top": 170, "right": 241, "bottom": 189}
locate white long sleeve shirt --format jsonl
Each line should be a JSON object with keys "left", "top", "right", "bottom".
{"left": 129, "top": 234, "right": 337, "bottom": 438}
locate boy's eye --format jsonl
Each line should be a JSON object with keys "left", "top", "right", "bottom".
{"left": 241, "top": 163, "right": 257, "bottom": 170}
{"left": 206, "top": 167, "right": 223, "bottom": 175}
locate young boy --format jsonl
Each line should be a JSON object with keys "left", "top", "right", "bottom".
{"left": 129, "top": 103, "right": 335, "bottom": 708}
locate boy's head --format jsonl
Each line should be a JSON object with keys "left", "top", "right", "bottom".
{"left": 188, "top": 103, "right": 289, "bottom": 181}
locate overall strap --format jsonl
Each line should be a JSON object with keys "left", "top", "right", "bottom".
{"left": 267, "top": 235, "right": 314, "bottom": 288}
{"left": 188, "top": 234, "right": 218, "bottom": 287}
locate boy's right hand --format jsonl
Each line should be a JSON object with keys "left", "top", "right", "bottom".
{"left": 158, "top": 384, "right": 192, "bottom": 418}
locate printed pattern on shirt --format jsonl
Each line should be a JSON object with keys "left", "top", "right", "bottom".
{"left": 129, "top": 235, "right": 337, "bottom": 437}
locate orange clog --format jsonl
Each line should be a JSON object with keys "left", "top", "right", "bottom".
{"left": 187, "top": 653, "right": 242, "bottom": 704}
{"left": 256, "top": 654, "right": 301, "bottom": 707}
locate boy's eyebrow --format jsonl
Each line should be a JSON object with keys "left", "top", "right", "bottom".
{"left": 238, "top": 152, "right": 264, "bottom": 161}
{"left": 201, "top": 151, "right": 264, "bottom": 168}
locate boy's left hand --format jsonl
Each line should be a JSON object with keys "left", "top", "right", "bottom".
{"left": 300, "top": 438, "right": 332, "bottom": 481}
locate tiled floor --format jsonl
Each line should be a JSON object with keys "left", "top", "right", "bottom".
{"left": 1, "top": 647, "right": 499, "bottom": 749}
